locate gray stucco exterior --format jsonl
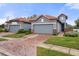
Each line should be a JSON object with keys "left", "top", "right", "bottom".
{"left": 22, "top": 23, "right": 31, "bottom": 30}
{"left": 57, "top": 21, "right": 62, "bottom": 33}
{"left": 31, "top": 15, "right": 67, "bottom": 34}
{"left": 5, "top": 14, "right": 67, "bottom": 33}
{"left": 31, "top": 16, "right": 58, "bottom": 34}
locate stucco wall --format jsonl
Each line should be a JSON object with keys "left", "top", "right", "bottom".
{"left": 57, "top": 21, "right": 61, "bottom": 33}
{"left": 22, "top": 23, "right": 31, "bottom": 30}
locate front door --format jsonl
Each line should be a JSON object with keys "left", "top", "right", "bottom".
{"left": 61, "top": 23, "right": 64, "bottom": 32}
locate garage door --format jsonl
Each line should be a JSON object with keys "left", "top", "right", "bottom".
{"left": 9, "top": 25, "right": 20, "bottom": 32}
{"left": 33, "top": 24, "right": 53, "bottom": 34}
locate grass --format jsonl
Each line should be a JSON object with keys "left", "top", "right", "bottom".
{"left": 0, "top": 38, "right": 8, "bottom": 41}
{"left": 4, "top": 33, "right": 26, "bottom": 38}
{"left": 37, "top": 47, "right": 72, "bottom": 56}
{"left": 45, "top": 36, "right": 79, "bottom": 49}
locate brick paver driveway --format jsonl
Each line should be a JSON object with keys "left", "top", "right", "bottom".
{"left": 0, "top": 34, "right": 51, "bottom": 56}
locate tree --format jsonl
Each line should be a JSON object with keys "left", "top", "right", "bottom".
{"left": 75, "top": 18, "right": 79, "bottom": 27}
{"left": 0, "top": 24, "right": 4, "bottom": 28}
{"left": 27, "top": 14, "right": 37, "bottom": 19}
{"left": 66, "top": 24, "right": 74, "bottom": 29}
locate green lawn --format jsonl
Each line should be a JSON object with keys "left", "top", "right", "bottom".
{"left": 4, "top": 33, "right": 26, "bottom": 38}
{"left": 45, "top": 36, "right": 79, "bottom": 49}
{"left": 37, "top": 47, "right": 72, "bottom": 56}
{"left": 0, "top": 38, "right": 8, "bottom": 41}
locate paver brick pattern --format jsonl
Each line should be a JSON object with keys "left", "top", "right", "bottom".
{"left": 0, "top": 34, "right": 50, "bottom": 56}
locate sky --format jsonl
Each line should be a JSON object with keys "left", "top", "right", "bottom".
{"left": 0, "top": 3, "right": 79, "bottom": 25}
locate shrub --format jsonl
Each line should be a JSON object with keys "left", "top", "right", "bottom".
{"left": 64, "top": 32, "right": 78, "bottom": 37}
{"left": 17, "top": 29, "right": 32, "bottom": 34}
{"left": 25, "top": 29, "right": 32, "bottom": 35}
{"left": 17, "top": 29, "right": 26, "bottom": 33}
{"left": 64, "top": 28, "right": 73, "bottom": 32}
{"left": 0, "top": 29, "right": 4, "bottom": 32}
{"left": 0, "top": 28, "right": 6, "bottom": 32}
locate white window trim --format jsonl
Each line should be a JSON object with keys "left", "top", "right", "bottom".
{"left": 41, "top": 19, "right": 44, "bottom": 22}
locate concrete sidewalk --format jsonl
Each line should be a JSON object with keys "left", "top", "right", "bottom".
{"left": 38, "top": 43, "right": 79, "bottom": 56}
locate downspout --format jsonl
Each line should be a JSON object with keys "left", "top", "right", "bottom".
{"left": 31, "top": 23, "right": 33, "bottom": 33}
{"left": 64, "top": 20, "right": 66, "bottom": 32}
{"left": 56, "top": 20, "right": 58, "bottom": 33}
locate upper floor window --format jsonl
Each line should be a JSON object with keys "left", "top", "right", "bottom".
{"left": 11, "top": 22, "right": 18, "bottom": 25}
{"left": 41, "top": 19, "right": 44, "bottom": 22}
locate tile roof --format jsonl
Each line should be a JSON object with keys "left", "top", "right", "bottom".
{"left": 16, "top": 18, "right": 27, "bottom": 22}
{"left": 6, "top": 15, "right": 58, "bottom": 23}
{"left": 6, "top": 17, "right": 30, "bottom": 23}
{"left": 44, "top": 15, "right": 57, "bottom": 20}
{"left": 28, "top": 15, "right": 57, "bottom": 22}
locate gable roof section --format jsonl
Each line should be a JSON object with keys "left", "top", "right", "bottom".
{"left": 58, "top": 13, "right": 68, "bottom": 19}
{"left": 6, "top": 17, "right": 30, "bottom": 23}
{"left": 29, "top": 15, "right": 57, "bottom": 22}
{"left": 16, "top": 18, "right": 27, "bottom": 22}
{"left": 44, "top": 15, "right": 57, "bottom": 20}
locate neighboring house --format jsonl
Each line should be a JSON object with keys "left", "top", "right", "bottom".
{"left": 5, "top": 18, "right": 31, "bottom": 32}
{"left": 5, "top": 14, "right": 68, "bottom": 34}
{"left": 73, "top": 29, "right": 79, "bottom": 32}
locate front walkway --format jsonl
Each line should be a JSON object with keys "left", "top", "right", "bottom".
{"left": 0, "top": 34, "right": 51, "bottom": 56}
{"left": 0, "top": 34, "right": 39, "bottom": 40}
{"left": 0, "top": 32, "right": 14, "bottom": 37}
{"left": 58, "top": 32, "right": 64, "bottom": 37}
{"left": 38, "top": 43, "right": 79, "bottom": 56}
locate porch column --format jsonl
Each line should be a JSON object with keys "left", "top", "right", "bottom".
{"left": 20, "top": 22, "right": 22, "bottom": 29}
{"left": 31, "top": 23, "right": 33, "bottom": 32}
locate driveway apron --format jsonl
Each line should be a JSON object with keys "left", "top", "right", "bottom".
{"left": 0, "top": 34, "right": 51, "bottom": 56}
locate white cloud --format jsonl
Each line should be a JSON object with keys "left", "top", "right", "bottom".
{"left": 67, "top": 20, "right": 75, "bottom": 26}
{"left": 0, "top": 18, "right": 7, "bottom": 25}
{"left": 65, "top": 3, "right": 79, "bottom": 9}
